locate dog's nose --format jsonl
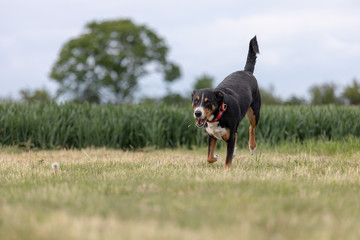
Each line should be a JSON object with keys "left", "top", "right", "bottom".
{"left": 194, "top": 110, "right": 202, "bottom": 118}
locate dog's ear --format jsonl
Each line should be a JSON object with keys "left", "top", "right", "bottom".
{"left": 191, "top": 90, "right": 196, "bottom": 99}
{"left": 215, "top": 90, "right": 224, "bottom": 102}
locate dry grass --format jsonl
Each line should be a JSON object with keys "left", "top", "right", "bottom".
{"left": 1, "top": 146, "right": 360, "bottom": 240}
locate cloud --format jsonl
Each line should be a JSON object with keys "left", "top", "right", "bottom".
{"left": 199, "top": 10, "right": 360, "bottom": 67}
{"left": 325, "top": 37, "right": 360, "bottom": 57}
{"left": 1, "top": 0, "right": 360, "bottom": 100}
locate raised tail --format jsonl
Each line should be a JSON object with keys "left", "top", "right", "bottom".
{"left": 244, "top": 36, "right": 260, "bottom": 74}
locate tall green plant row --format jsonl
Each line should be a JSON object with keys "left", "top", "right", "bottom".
{"left": 0, "top": 103, "right": 359, "bottom": 149}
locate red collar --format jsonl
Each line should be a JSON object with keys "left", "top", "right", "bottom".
{"left": 207, "top": 103, "right": 227, "bottom": 123}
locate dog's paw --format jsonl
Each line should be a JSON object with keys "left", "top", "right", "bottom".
{"left": 207, "top": 154, "right": 219, "bottom": 163}
{"left": 233, "top": 147, "right": 237, "bottom": 157}
{"left": 249, "top": 145, "right": 256, "bottom": 155}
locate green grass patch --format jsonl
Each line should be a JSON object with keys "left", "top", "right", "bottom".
{"left": 260, "top": 137, "right": 360, "bottom": 156}
{"left": 1, "top": 145, "right": 360, "bottom": 239}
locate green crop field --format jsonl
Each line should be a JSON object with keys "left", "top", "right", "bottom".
{"left": 1, "top": 143, "right": 360, "bottom": 240}
{"left": 1, "top": 103, "right": 360, "bottom": 150}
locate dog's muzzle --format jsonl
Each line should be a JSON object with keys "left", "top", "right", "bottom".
{"left": 195, "top": 117, "right": 206, "bottom": 128}
{"left": 194, "top": 107, "right": 206, "bottom": 127}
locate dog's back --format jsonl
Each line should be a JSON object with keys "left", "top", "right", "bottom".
{"left": 215, "top": 36, "right": 261, "bottom": 121}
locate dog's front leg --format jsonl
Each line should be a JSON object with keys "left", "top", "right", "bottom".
{"left": 207, "top": 135, "right": 218, "bottom": 163}
{"left": 224, "top": 135, "right": 236, "bottom": 168}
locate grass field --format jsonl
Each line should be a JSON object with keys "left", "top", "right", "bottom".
{"left": 1, "top": 142, "right": 360, "bottom": 240}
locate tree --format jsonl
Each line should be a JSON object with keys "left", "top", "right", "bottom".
{"left": 50, "top": 19, "right": 181, "bottom": 103}
{"left": 259, "top": 85, "right": 282, "bottom": 105}
{"left": 193, "top": 74, "right": 214, "bottom": 89}
{"left": 161, "top": 93, "right": 190, "bottom": 106}
{"left": 342, "top": 78, "right": 360, "bottom": 105}
{"left": 284, "top": 95, "right": 307, "bottom": 105}
{"left": 309, "top": 83, "right": 340, "bottom": 105}
{"left": 20, "top": 88, "right": 53, "bottom": 103}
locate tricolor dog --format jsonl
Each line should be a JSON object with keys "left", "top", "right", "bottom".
{"left": 192, "top": 36, "right": 261, "bottom": 168}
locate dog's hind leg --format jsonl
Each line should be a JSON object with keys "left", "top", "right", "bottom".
{"left": 247, "top": 108, "right": 257, "bottom": 155}
{"left": 207, "top": 136, "right": 218, "bottom": 163}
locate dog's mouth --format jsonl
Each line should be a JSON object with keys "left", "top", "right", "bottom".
{"left": 196, "top": 117, "right": 207, "bottom": 128}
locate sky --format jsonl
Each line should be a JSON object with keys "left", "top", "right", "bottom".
{"left": 1, "top": 0, "right": 360, "bottom": 101}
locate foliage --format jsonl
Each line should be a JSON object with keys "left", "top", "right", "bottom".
{"left": 342, "top": 78, "right": 360, "bottom": 105}
{"left": 161, "top": 93, "right": 191, "bottom": 106}
{"left": 139, "top": 94, "right": 190, "bottom": 107}
{"left": 20, "top": 88, "right": 53, "bottom": 103}
{"left": 309, "top": 83, "right": 341, "bottom": 105}
{"left": 193, "top": 74, "right": 214, "bottom": 89}
{"left": 284, "top": 95, "right": 307, "bottom": 105}
{"left": 1, "top": 103, "right": 360, "bottom": 150}
{"left": 50, "top": 19, "right": 180, "bottom": 103}
{"left": 259, "top": 85, "right": 282, "bottom": 105}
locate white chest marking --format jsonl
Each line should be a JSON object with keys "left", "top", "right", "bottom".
{"left": 205, "top": 122, "right": 227, "bottom": 140}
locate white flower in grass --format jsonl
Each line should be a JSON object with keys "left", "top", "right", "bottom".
{"left": 51, "top": 162, "right": 60, "bottom": 176}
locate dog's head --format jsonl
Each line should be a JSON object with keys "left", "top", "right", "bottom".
{"left": 191, "top": 89, "right": 224, "bottom": 127}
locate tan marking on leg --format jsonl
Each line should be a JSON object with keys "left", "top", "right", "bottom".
{"left": 247, "top": 108, "right": 257, "bottom": 152}
{"left": 207, "top": 137, "right": 218, "bottom": 163}
{"left": 221, "top": 128, "right": 231, "bottom": 141}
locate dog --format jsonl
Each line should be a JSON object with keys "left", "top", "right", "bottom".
{"left": 191, "top": 36, "right": 261, "bottom": 168}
